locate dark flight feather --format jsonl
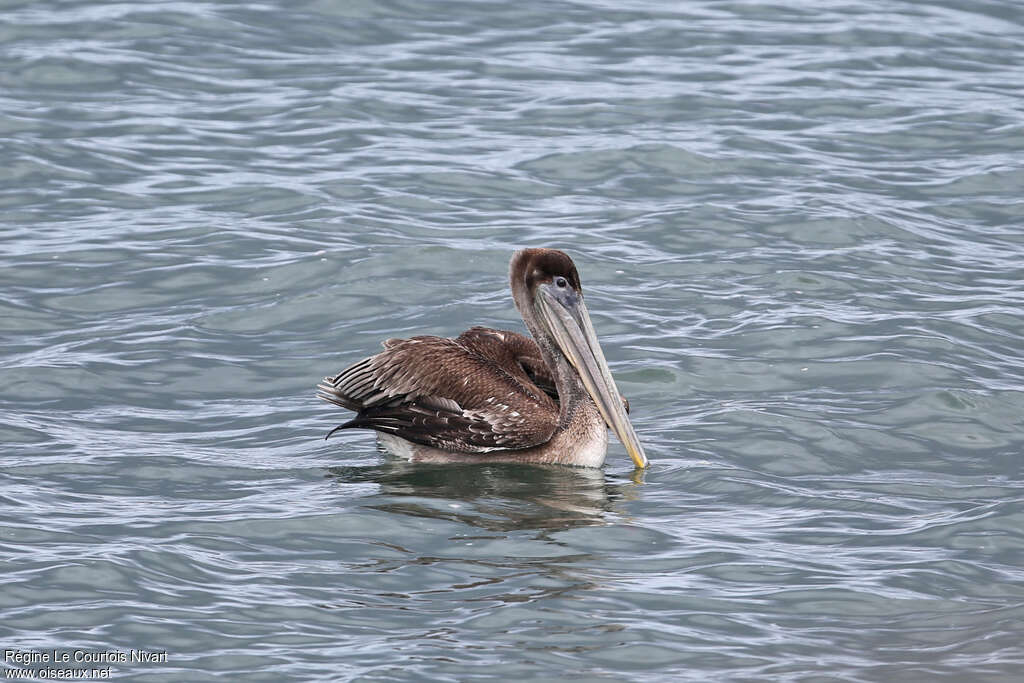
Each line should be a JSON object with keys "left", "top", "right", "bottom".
{"left": 317, "top": 331, "right": 558, "bottom": 453}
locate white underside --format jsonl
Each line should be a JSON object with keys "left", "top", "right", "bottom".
{"left": 376, "top": 433, "right": 421, "bottom": 461}
{"left": 375, "top": 429, "right": 609, "bottom": 468}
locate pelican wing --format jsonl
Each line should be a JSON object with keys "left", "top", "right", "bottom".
{"left": 317, "top": 334, "right": 558, "bottom": 453}
{"left": 455, "top": 327, "right": 557, "bottom": 400}
{"left": 457, "top": 327, "right": 625, "bottom": 415}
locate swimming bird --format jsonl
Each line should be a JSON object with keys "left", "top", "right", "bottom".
{"left": 317, "top": 248, "right": 647, "bottom": 468}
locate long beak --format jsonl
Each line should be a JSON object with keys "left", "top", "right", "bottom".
{"left": 537, "top": 287, "right": 648, "bottom": 468}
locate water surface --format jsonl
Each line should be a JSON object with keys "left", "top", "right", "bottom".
{"left": 2, "top": 1, "right": 1023, "bottom": 680}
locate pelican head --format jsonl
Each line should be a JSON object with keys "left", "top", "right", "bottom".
{"left": 510, "top": 249, "right": 648, "bottom": 468}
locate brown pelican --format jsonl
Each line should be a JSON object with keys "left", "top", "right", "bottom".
{"left": 317, "top": 248, "right": 648, "bottom": 468}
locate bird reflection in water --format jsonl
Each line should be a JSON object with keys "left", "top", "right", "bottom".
{"left": 326, "top": 455, "right": 645, "bottom": 533}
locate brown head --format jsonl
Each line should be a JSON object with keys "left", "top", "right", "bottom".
{"left": 508, "top": 248, "right": 648, "bottom": 468}
{"left": 509, "top": 248, "right": 582, "bottom": 316}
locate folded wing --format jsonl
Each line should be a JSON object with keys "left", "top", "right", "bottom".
{"left": 317, "top": 332, "right": 558, "bottom": 453}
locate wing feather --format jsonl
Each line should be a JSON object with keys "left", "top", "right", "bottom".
{"left": 318, "top": 332, "right": 558, "bottom": 453}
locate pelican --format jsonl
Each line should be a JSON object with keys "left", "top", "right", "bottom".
{"left": 317, "top": 248, "right": 648, "bottom": 468}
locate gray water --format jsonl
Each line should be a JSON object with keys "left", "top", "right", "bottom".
{"left": 3, "top": 1, "right": 1023, "bottom": 680}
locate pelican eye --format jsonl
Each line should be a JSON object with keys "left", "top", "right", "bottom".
{"left": 554, "top": 276, "right": 568, "bottom": 288}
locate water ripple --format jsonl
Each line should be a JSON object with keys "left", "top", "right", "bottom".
{"left": 2, "top": 0, "right": 1023, "bottom": 680}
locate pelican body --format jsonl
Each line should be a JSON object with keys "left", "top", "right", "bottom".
{"left": 318, "top": 249, "right": 647, "bottom": 468}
